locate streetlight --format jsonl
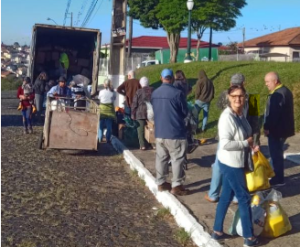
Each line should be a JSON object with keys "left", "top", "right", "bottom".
{"left": 47, "top": 18, "right": 58, "bottom": 25}
{"left": 184, "top": 0, "right": 194, "bottom": 63}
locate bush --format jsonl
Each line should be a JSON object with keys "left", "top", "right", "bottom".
{"left": 1, "top": 75, "right": 22, "bottom": 90}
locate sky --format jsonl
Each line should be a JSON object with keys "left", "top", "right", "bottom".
{"left": 1, "top": 0, "right": 299, "bottom": 46}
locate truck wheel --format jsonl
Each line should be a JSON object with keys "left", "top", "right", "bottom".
{"left": 38, "top": 132, "right": 44, "bottom": 150}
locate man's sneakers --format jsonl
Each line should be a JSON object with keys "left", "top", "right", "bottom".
{"left": 158, "top": 182, "right": 172, "bottom": 192}
{"left": 171, "top": 185, "right": 190, "bottom": 196}
{"left": 270, "top": 179, "right": 286, "bottom": 187}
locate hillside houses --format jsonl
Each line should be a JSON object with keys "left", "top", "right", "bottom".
{"left": 1, "top": 43, "right": 29, "bottom": 77}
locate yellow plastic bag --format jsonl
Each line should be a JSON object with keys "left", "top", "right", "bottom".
{"left": 246, "top": 151, "right": 274, "bottom": 192}
{"left": 262, "top": 202, "right": 292, "bottom": 238}
{"left": 256, "top": 151, "right": 275, "bottom": 178}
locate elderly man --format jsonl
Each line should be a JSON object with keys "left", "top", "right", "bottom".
{"left": 151, "top": 68, "right": 189, "bottom": 196}
{"left": 117, "top": 70, "right": 141, "bottom": 115}
{"left": 205, "top": 73, "right": 260, "bottom": 203}
{"left": 264, "top": 72, "right": 294, "bottom": 186}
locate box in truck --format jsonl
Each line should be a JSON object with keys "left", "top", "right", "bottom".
{"left": 28, "top": 24, "right": 101, "bottom": 94}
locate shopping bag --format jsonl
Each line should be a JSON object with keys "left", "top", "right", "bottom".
{"left": 246, "top": 151, "right": 273, "bottom": 192}
{"left": 236, "top": 205, "right": 266, "bottom": 237}
{"left": 228, "top": 209, "right": 240, "bottom": 235}
{"left": 261, "top": 202, "right": 292, "bottom": 238}
{"left": 255, "top": 151, "right": 275, "bottom": 178}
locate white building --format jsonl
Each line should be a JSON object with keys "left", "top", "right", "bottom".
{"left": 241, "top": 27, "right": 300, "bottom": 62}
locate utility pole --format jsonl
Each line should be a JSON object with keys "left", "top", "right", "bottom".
{"left": 71, "top": 12, "right": 73, "bottom": 27}
{"left": 109, "top": 0, "right": 127, "bottom": 107}
{"left": 242, "top": 27, "right": 245, "bottom": 53}
{"left": 208, "top": 26, "right": 213, "bottom": 61}
{"left": 128, "top": 16, "right": 133, "bottom": 59}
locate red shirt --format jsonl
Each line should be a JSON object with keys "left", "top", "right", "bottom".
{"left": 17, "top": 86, "right": 35, "bottom": 108}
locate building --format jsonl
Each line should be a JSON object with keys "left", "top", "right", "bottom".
{"left": 241, "top": 27, "right": 300, "bottom": 62}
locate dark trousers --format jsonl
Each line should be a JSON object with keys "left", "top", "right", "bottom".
{"left": 268, "top": 136, "right": 286, "bottom": 183}
{"left": 214, "top": 161, "right": 253, "bottom": 238}
{"left": 137, "top": 119, "right": 146, "bottom": 148}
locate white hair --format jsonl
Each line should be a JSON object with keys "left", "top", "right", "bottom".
{"left": 128, "top": 70, "right": 135, "bottom": 79}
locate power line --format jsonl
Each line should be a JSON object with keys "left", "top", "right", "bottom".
{"left": 75, "top": 0, "right": 89, "bottom": 26}
{"left": 89, "top": 0, "right": 105, "bottom": 25}
{"left": 81, "top": 0, "right": 98, "bottom": 27}
{"left": 63, "top": 0, "right": 72, "bottom": 26}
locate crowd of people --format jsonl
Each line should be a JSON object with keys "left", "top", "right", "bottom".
{"left": 96, "top": 68, "right": 294, "bottom": 247}
{"left": 18, "top": 66, "right": 295, "bottom": 247}
{"left": 17, "top": 72, "right": 90, "bottom": 134}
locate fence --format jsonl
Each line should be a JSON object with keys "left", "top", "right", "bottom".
{"left": 219, "top": 54, "right": 257, "bottom": 61}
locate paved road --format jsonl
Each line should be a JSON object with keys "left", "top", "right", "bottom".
{"left": 1, "top": 91, "right": 194, "bottom": 247}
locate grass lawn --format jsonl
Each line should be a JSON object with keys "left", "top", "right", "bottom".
{"left": 136, "top": 61, "right": 300, "bottom": 138}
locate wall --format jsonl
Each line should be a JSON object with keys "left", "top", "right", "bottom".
{"left": 244, "top": 46, "right": 300, "bottom": 62}
{"left": 155, "top": 48, "right": 218, "bottom": 64}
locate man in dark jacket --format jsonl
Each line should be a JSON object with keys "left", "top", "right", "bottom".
{"left": 194, "top": 70, "right": 214, "bottom": 132}
{"left": 117, "top": 70, "right": 141, "bottom": 115}
{"left": 151, "top": 68, "right": 189, "bottom": 196}
{"left": 264, "top": 72, "right": 294, "bottom": 186}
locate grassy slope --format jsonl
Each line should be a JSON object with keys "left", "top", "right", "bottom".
{"left": 136, "top": 61, "right": 300, "bottom": 138}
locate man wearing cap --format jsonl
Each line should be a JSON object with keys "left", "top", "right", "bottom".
{"left": 264, "top": 71, "right": 294, "bottom": 186}
{"left": 47, "top": 76, "right": 72, "bottom": 98}
{"left": 205, "top": 73, "right": 260, "bottom": 203}
{"left": 117, "top": 70, "right": 141, "bottom": 115}
{"left": 151, "top": 68, "right": 189, "bottom": 196}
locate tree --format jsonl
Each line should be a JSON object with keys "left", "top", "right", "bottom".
{"left": 191, "top": 0, "right": 247, "bottom": 60}
{"left": 128, "top": 0, "right": 188, "bottom": 63}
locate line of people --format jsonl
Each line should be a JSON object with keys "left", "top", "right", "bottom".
{"left": 98, "top": 68, "right": 294, "bottom": 247}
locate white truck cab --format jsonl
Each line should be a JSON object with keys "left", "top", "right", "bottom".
{"left": 137, "top": 59, "right": 159, "bottom": 69}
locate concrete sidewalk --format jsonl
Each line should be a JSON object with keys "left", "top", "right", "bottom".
{"left": 113, "top": 134, "right": 300, "bottom": 247}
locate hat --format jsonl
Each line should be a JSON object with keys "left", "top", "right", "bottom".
{"left": 230, "top": 73, "right": 245, "bottom": 85}
{"left": 161, "top": 68, "right": 173, "bottom": 79}
{"left": 23, "top": 77, "right": 31, "bottom": 83}
{"left": 139, "top": 76, "right": 149, "bottom": 87}
{"left": 58, "top": 76, "right": 66, "bottom": 82}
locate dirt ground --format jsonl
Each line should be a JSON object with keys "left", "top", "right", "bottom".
{"left": 1, "top": 91, "right": 195, "bottom": 247}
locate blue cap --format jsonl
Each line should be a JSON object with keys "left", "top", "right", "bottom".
{"left": 161, "top": 68, "right": 173, "bottom": 79}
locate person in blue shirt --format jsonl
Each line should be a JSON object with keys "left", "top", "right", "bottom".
{"left": 47, "top": 76, "right": 72, "bottom": 98}
{"left": 151, "top": 68, "right": 189, "bottom": 196}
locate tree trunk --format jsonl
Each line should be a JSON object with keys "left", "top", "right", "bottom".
{"left": 166, "top": 32, "right": 180, "bottom": 63}
{"left": 196, "top": 31, "right": 201, "bottom": 61}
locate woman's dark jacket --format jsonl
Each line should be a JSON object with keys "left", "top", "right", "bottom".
{"left": 131, "top": 86, "right": 153, "bottom": 120}
{"left": 33, "top": 78, "right": 46, "bottom": 95}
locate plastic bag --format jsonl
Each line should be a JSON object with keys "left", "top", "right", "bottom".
{"left": 72, "top": 74, "right": 90, "bottom": 86}
{"left": 261, "top": 202, "right": 292, "bottom": 238}
{"left": 246, "top": 151, "right": 274, "bottom": 192}
{"left": 145, "top": 101, "right": 154, "bottom": 121}
{"left": 236, "top": 205, "right": 266, "bottom": 237}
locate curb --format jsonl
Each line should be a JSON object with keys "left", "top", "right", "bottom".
{"left": 111, "top": 136, "right": 221, "bottom": 247}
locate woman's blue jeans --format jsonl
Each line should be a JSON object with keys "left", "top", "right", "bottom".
{"left": 98, "top": 118, "right": 113, "bottom": 142}
{"left": 195, "top": 100, "right": 210, "bottom": 131}
{"left": 213, "top": 161, "right": 253, "bottom": 238}
{"left": 21, "top": 107, "right": 32, "bottom": 129}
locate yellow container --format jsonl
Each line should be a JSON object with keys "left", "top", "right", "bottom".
{"left": 262, "top": 203, "right": 292, "bottom": 238}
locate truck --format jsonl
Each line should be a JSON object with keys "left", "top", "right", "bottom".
{"left": 28, "top": 24, "right": 101, "bottom": 94}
